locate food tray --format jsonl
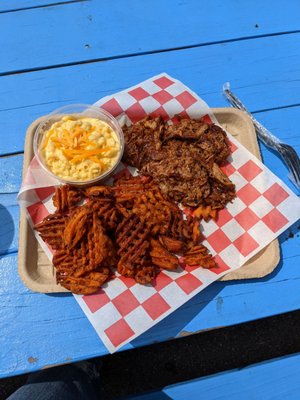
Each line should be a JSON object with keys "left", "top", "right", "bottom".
{"left": 18, "top": 108, "right": 280, "bottom": 292}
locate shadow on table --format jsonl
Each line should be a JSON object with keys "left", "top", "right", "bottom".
{"left": 46, "top": 292, "right": 72, "bottom": 298}
{"left": 127, "top": 392, "right": 172, "bottom": 400}
{"left": 279, "top": 219, "right": 300, "bottom": 244}
{"left": 0, "top": 204, "right": 15, "bottom": 259}
{"left": 131, "top": 283, "right": 224, "bottom": 348}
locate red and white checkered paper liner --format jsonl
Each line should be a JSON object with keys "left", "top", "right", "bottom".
{"left": 18, "top": 73, "right": 300, "bottom": 353}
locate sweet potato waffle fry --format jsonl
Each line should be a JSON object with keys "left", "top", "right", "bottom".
{"left": 193, "top": 205, "right": 217, "bottom": 222}
{"left": 53, "top": 185, "right": 83, "bottom": 213}
{"left": 34, "top": 177, "right": 218, "bottom": 294}
{"left": 34, "top": 213, "right": 66, "bottom": 250}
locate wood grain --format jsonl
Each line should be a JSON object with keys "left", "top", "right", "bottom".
{"left": 0, "top": 1, "right": 85, "bottom": 13}
{"left": 1, "top": 33, "right": 300, "bottom": 154}
{"left": 125, "top": 353, "right": 300, "bottom": 399}
{"left": 1, "top": 0, "right": 300, "bottom": 74}
{"left": 1, "top": 0, "right": 300, "bottom": 380}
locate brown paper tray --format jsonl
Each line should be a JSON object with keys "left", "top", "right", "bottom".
{"left": 18, "top": 108, "right": 280, "bottom": 292}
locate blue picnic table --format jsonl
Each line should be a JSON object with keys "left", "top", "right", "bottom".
{"left": 1, "top": 0, "right": 300, "bottom": 390}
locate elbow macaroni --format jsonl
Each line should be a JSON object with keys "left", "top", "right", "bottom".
{"left": 41, "top": 116, "right": 121, "bottom": 181}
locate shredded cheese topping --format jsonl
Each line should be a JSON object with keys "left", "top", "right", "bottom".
{"left": 41, "top": 116, "right": 120, "bottom": 181}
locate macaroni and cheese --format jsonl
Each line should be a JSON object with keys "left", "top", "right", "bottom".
{"left": 41, "top": 116, "right": 121, "bottom": 181}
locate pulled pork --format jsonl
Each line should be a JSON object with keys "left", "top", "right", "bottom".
{"left": 123, "top": 116, "right": 236, "bottom": 208}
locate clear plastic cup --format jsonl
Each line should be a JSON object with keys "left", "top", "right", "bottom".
{"left": 33, "top": 104, "right": 124, "bottom": 187}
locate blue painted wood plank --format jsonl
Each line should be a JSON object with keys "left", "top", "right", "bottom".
{"left": 0, "top": 194, "right": 19, "bottom": 256}
{"left": 1, "top": 2, "right": 300, "bottom": 378}
{"left": 0, "top": 156, "right": 23, "bottom": 257}
{"left": 2, "top": 33, "right": 300, "bottom": 154}
{"left": 1, "top": 0, "right": 300, "bottom": 74}
{"left": 126, "top": 353, "right": 300, "bottom": 400}
{"left": 0, "top": 1, "right": 82, "bottom": 13}
{"left": 0, "top": 254, "right": 105, "bottom": 377}
{"left": 0, "top": 155, "right": 23, "bottom": 193}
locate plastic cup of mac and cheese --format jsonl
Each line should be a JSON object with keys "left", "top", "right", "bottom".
{"left": 33, "top": 104, "right": 124, "bottom": 187}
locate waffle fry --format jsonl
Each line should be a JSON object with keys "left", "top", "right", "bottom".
{"left": 35, "top": 176, "right": 219, "bottom": 294}
{"left": 85, "top": 185, "right": 114, "bottom": 200}
{"left": 117, "top": 261, "right": 136, "bottom": 278}
{"left": 132, "top": 191, "right": 175, "bottom": 235}
{"left": 34, "top": 213, "right": 66, "bottom": 250}
{"left": 53, "top": 185, "right": 83, "bottom": 213}
{"left": 116, "top": 214, "right": 151, "bottom": 274}
{"left": 158, "top": 235, "right": 186, "bottom": 254}
{"left": 57, "top": 267, "right": 110, "bottom": 295}
{"left": 150, "top": 238, "right": 179, "bottom": 271}
{"left": 64, "top": 207, "right": 88, "bottom": 249}
{"left": 135, "top": 266, "right": 158, "bottom": 284}
{"left": 169, "top": 214, "right": 194, "bottom": 244}
{"left": 89, "top": 200, "right": 119, "bottom": 230}
{"left": 193, "top": 204, "right": 217, "bottom": 221}
{"left": 36, "top": 198, "right": 115, "bottom": 293}
{"left": 183, "top": 245, "right": 218, "bottom": 269}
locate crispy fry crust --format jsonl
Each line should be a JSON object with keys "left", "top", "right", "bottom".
{"left": 35, "top": 177, "right": 219, "bottom": 294}
{"left": 159, "top": 236, "right": 186, "bottom": 254}
{"left": 53, "top": 185, "right": 83, "bottom": 213}
{"left": 184, "top": 245, "right": 218, "bottom": 269}
{"left": 35, "top": 213, "right": 65, "bottom": 250}
{"left": 150, "top": 239, "right": 179, "bottom": 271}
{"left": 64, "top": 208, "right": 88, "bottom": 249}
{"left": 85, "top": 185, "right": 114, "bottom": 200}
{"left": 193, "top": 205, "right": 217, "bottom": 222}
